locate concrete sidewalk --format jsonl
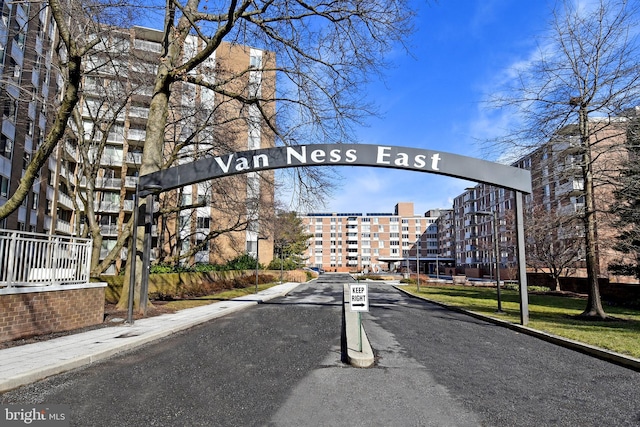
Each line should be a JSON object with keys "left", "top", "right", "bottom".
{"left": 0, "top": 282, "right": 301, "bottom": 393}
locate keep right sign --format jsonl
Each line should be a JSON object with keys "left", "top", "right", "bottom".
{"left": 349, "top": 283, "right": 369, "bottom": 312}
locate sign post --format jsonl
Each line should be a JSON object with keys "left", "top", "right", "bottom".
{"left": 350, "top": 283, "right": 369, "bottom": 352}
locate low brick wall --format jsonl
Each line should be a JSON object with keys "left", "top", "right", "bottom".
{"left": 0, "top": 285, "right": 106, "bottom": 343}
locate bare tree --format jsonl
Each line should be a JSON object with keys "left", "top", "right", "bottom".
{"left": 117, "top": 0, "right": 414, "bottom": 311}
{"left": 488, "top": 0, "right": 640, "bottom": 318}
{"left": 70, "top": 30, "right": 152, "bottom": 275}
{"left": 525, "top": 203, "right": 584, "bottom": 291}
{"left": 0, "top": 0, "right": 137, "bottom": 220}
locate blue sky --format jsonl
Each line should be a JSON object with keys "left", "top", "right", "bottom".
{"left": 307, "top": 0, "right": 556, "bottom": 215}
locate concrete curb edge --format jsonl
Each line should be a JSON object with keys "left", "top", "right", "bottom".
{"left": 393, "top": 285, "right": 640, "bottom": 372}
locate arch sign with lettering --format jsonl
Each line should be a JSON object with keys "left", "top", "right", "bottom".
{"left": 138, "top": 144, "right": 532, "bottom": 325}
{"left": 139, "top": 144, "right": 532, "bottom": 195}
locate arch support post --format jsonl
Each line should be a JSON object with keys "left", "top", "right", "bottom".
{"left": 515, "top": 191, "right": 529, "bottom": 325}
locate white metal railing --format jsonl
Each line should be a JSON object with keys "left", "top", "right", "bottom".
{"left": 0, "top": 229, "right": 92, "bottom": 288}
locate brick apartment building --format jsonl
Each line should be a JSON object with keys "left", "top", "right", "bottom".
{"left": 448, "top": 116, "right": 634, "bottom": 282}
{"left": 0, "top": 9, "right": 275, "bottom": 273}
{"left": 300, "top": 202, "right": 454, "bottom": 274}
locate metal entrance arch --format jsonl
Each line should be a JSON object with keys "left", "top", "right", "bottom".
{"left": 137, "top": 144, "right": 532, "bottom": 324}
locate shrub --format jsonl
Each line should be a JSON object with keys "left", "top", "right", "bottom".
{"left": 359, "top": 275, "right": 385, "bottom": 281}
{"left": 226, "top": 253, "right": 262, "bottom": 271}
{"left": 150, "top": 263, "right": 177, "bottom": 274}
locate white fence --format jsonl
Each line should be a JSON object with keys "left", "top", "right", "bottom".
{"left": 0, "top": 229, "right": 92, "bottom": 288}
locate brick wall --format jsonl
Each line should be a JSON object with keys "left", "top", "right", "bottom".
{"left": 0, "top": 286, "right": 105, "bottom": 343}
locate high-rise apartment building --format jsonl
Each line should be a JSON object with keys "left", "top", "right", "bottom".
{"left": 453, "top": 116, "right": 633, "bottom": 282}
{"left": 514, "top": 118, "right": 630, "bottom": 282}
{"left": 0, "top": 15, "right": 275, "bottom": 273}
{"left": 74, "top": 27, "right": 275, "bottom": 273}
{"left": 452, "top": 185, "right": 517, "bottom": 278}
{"left": 0, "top": 2, "right": 58, "bottom": 232}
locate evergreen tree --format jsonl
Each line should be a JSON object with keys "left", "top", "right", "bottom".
{"left": 610, "top": 115, "right": 640, "bottom": 278}
{"left": 270, "top": 211, "right": 311, "bottom": 270}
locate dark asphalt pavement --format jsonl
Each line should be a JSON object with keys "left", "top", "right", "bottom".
{"left": 2, "top": 276, "right": 639, "bottom": 426}
{"left": 364, "top": 283, "right": 640, "bottom": 426}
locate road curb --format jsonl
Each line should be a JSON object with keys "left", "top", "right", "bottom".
{"left": 393, "top": 285, "right": 640, "bottom": 372}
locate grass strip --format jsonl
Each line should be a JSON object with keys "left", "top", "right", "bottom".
{"left": 163, "top": 283, "right": 279, "bottom": 310}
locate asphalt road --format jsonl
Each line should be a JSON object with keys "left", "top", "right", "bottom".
{"left": 2, "top": 275, "right": 639, "bottom": 426}
{"left": 363, "top": 282, "right": 640, "bottom": 426}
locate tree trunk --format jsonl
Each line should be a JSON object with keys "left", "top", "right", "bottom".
{"left": 579, "top": 106, "right": 606, "bottom": 319}
{"left": 118, "top": 47, "right": 174, "bottom": 312}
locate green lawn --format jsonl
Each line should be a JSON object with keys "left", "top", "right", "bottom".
{"left": 163, "top": 282, "right": 279, "bottom": 310}
{"left": 398, "top": 284, "right": 640, "bottom": 359}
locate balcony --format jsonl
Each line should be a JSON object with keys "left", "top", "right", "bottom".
{"left": 557, "top": 179, "right": 584, "bottom": 196}
{"left": 94, "top": 201, "right": 121, "bottom": 213}
{"left": 100, "top": 224, "right": 120, "bottom": 236}
{"left": 98, "top": 155, "right": 123, "bottom": 167}
{"left": 64, "top": 142, "right": 77, "bottom": 158}
{"left": 96, "top": 177, "right": 122, "bottom": 189}
{"left": 126, "top": 152, "right": 143, "bottom": 165}
{"left": 124, "top": 176, "right": 138, "bottom": 188}
{"left": 58, "top": 191, "right": 75, "bottom": 210}
{"left": 123, "top": 200, "right": 134, "bottom": 211}
{"left": 55, "top": 219, "right": 72, "bottom": 234}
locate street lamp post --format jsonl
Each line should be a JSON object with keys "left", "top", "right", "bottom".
{"left": 475, "top": 210, "right": 503, "bottom": 313}
{"left": 255, "top": 236, "right": 267, "bottom": 293}
{"left": 416, "top": 239, "right": 420, "bottom": 292}
{"left": 279, "top": 244, "right": 284, "bottom": 283}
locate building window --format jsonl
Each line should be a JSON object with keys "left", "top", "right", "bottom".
{"left": 195, "top": 238, "right": 209, "bottom": 251}
{"left": 249, "top": 53, "right": 262, "bottom": 69}
{"left": 3, "top": 95, "right": 17, "bottom": 121}
{"left": 0, "top": 134, "right": 12, "bottom": 159}
{"left": 8, "top": 57, "right": 20, "bottom": 82}
{"left": 13, "top": 29, "right": 26, "bottom": 50}
{"left": 196, "top": 217, "right": 210, "bottom": 229}
{"left": 22, "top": 151, "right": 31, "bottom": 170}
{"left": 180, "top": 193, "right": 192, "bottom": 206}
{"left": 0, "top": 175, "right": 9, "bottom": 198}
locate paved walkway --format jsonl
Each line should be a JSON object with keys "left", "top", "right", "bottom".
{"left": 0, "top": 282, "right": 301, "bottom": 393}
